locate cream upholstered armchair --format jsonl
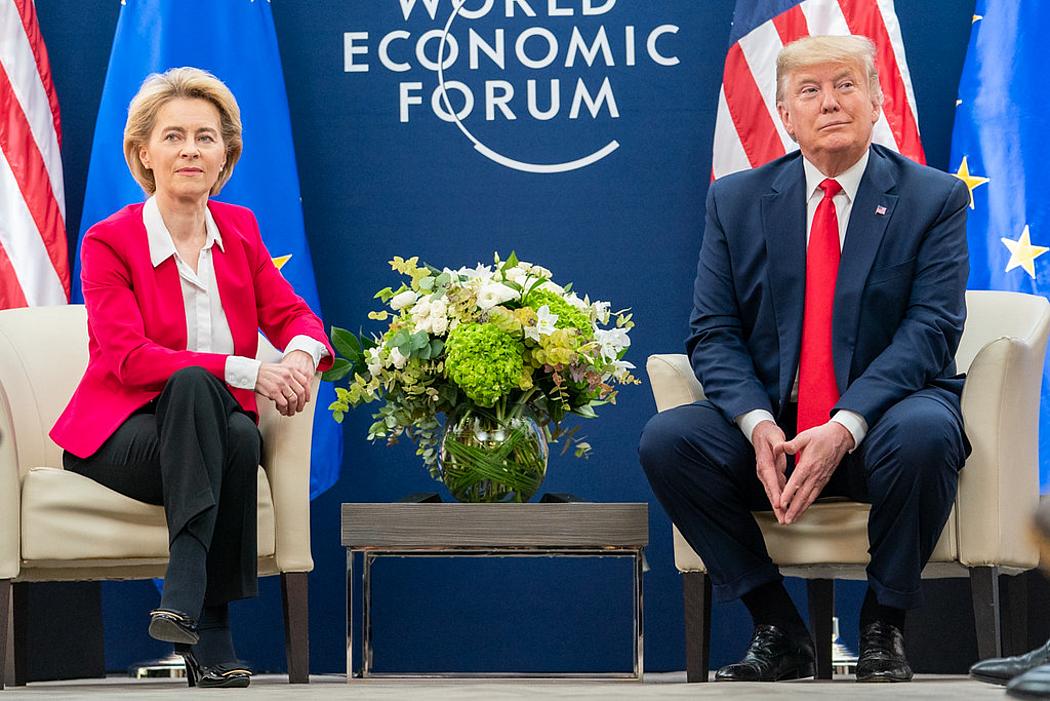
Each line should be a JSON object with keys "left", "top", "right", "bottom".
{"left": 0, "top": 305, "right": 319, "bottom": 688}
{"left": 647, "top": 289, "right": 1050, "bottom": 682}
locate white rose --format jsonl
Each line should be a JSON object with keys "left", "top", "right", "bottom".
{"left": 477, "top": 282, "right": 519, "bottom": 310}
{"left": 411, "top": 297, "right": 433, "bottom": 321}
{"left": 504, "top": 267, "right": 528, "bottom": 285}
{"left": 388, "top": 347, "right": 408, "bottom": 369}
{"left": 390, "top": 290, "right": 418, "bottom": 311}
{"left": 428, "top": 314, "right": 449, "bottom": 335}
{"left": 459, "top": 263, "right": 494, "bottom": 282}
{"left": 539, "top": 280, "right": 565, "bottom": 295}
{"left": 365, "top": 347, "right": 383, "bottom": 376}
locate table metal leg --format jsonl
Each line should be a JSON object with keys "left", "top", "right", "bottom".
{"left": 345, "top": 549, "right": 354, "bottom": 683}
{"left": 363, "top": 552, "right": 375, "bottom": 678}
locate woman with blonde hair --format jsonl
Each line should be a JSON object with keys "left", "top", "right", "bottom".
{"left": 51, "top": 67, "right": 333, "bottom": 688}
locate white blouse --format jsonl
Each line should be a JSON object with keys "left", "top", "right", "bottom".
{"left": 143, "top": 196, "right": 327, "bottom": 390}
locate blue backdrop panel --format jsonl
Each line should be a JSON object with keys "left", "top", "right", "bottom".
{"left": 37, "top": 0, "right": 975, "bottom": 674}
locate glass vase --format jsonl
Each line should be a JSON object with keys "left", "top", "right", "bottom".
{"left": 438, "top": 409, "right": 549, "bottom": 503}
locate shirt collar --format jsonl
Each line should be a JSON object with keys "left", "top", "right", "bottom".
{"left": 802, "top": 147, "right": 870, "bottom": 204}
{"left": 143, "top": 195, "right": 224, "bottom": 268}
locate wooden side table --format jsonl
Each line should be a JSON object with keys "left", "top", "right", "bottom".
{"left": 341, "top": 502, "right": 649, "bottom": 680}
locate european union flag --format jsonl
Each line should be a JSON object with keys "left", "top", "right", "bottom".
{"left": 76, "top": 0, "right": 342, "bottom": 497}
{"left": 951, "top": 1, "right": 1050, "bottom": 490}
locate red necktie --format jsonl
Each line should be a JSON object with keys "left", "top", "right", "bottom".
{"left": 797, "top": 178, "right": 842, "bottom": 434}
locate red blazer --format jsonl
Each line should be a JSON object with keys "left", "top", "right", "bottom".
{"left": 51, "top": 200, "right": 334, "bottom": 458}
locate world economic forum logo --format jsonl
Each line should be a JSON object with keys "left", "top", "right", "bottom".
{"left": 343, "top": 0, "right": 681, "bottom": 173}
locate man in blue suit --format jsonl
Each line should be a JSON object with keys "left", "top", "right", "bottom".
{"left": 640, "top": 35, "right": 970, "bottom": 683}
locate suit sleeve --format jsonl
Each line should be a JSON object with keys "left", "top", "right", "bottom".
{"left": 80, "top": 231, "right": 228, "bottom": 391}
{"left": 244, "top": 212, "right": 335, "bottom": 371}
{"left": 834, "top": 178, "right": 970, "bottom": 426}
{"left": 686, "top": 183, "right": 774, "bottom": 421}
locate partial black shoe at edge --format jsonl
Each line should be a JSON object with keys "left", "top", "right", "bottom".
{"left": 971, "top": 639, "right": 1050, "bottom": 686}
{"left": 1008, "top": 663, "right": 1050, "bottom": 699}
{"left": 715, "top": 624, "right": 816, "bottom": 682}
{"left": 855, "top": 621, "right": 913, "bottom": 683}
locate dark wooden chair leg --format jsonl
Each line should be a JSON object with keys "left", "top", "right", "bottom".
{"left": 1001, "top": 573, "right": 1028, "bottom": 657}
{"left": 971, "top": 566, "right": 1003, "bottom": 661}
{"left": 682, "top": 571, "right": 711, "bottom": 682}
{"left": 1, "top": 579, "right": 9, "bottom": 690}
{"left": 11, "top": 584, "right": 27, "bottom": 687}
{"left": 1, "top": 580, "right": 28, "bottom": 689}
{"left": 281, "top": 572, "right": 310, "bottom": 684}
{"left": 807, "top": 579, "right": 834, "bottom": 680}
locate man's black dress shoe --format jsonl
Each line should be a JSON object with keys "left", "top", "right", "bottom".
{"left": 714, "top": 624, "right": 815, "bottom": 682}
{"left": 856, "top": 621, "right": 912, "bottom": 682}
{"left": 971, "top": 639, "right": 1050, "bottom": 685}
{"left": 1008, "top": 663, "right": 1050, "bottom": 699}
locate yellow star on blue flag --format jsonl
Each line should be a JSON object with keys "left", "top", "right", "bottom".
{"left": 1001, "top": 225, "right": 1048, "bottom": 278}
{"left": 952, "top": 156, "right": 989, "bottom": 209}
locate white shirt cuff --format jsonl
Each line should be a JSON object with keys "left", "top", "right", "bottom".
{"left": 283, "top": 335, "right": 328, "bottom": 371}
{"left": 736, "top": 409, "right": 777, "bottom": 445}
{"left": 225, "top": 355, "right": 262, "bottom": 390}
{"left": 831, "top": 410, "right": 868, "bottom": 452}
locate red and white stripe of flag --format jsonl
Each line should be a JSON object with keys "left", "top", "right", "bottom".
{"left": 0, "top": 0, "right": 69, "bottom": 308}
{"left": 713, "top": 0, "right": 924, "bottom": 180}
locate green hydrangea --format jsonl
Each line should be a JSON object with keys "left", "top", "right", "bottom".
{"left": 445, "top": 323, "right": 524, "bottom": 407}
{"left": 526, "top": 289, "right": 593, "bottom": 338}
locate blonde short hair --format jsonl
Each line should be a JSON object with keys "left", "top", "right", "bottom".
{"left": 123, "top": 67, "right": 243, "bottom": 196}
{"left": 775, "top": 35, "right": 883, "bottom": 108}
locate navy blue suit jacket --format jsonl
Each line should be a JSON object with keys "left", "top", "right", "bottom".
{"left": 687, "top": 144, "right": 970, "bottom": 429}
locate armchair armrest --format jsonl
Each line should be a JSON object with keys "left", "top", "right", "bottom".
{"left": 646, "top": 354, "right": 706, "bottom": 412}
{"left": 957, "top": 329, "right": 1048, "bottom": 569}
{"left": 258, "top": 375, "right": 321, "bottom": 574}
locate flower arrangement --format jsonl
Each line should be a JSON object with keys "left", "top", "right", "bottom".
{"left": 323, "top": 253, "right": 638, "bottom": 501}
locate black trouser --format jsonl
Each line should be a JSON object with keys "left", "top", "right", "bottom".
{"left": 639, "top": 387, "right": 969, "bottom": 610}
{"left": 64, "top": 366, "right": 262, "bottom": 606}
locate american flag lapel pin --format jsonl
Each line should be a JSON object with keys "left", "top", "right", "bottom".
{"left": 875, "top": 204, "right": 887, "bottom": 216}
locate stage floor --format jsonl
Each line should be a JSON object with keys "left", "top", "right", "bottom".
{"left": 0, "top": 673, "right": 1008, "bottom": 699}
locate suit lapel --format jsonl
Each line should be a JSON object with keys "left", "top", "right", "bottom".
{"left": 832, "top": 148, "right": 898, "bottom": 390}
{"left": 762, "top": 157, "right": 807, "bottom": 413}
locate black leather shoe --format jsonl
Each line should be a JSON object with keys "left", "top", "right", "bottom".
{"left": 178, "top": 648, "right": 252, "bottom": 689}
{"left": 714, "top": 624, "right": 815, "bottom": 682}
{"left": 1008, "top": 663, "right": 1050, "bottom": 698}
{"left": 856, "top": 621, "right": 912, "bottom": 682}
{"left": 148, "top": 608, "right": 199, "bottom": 645}
{"left": 972, "top": 639, "right": 1050, "bottom": 686}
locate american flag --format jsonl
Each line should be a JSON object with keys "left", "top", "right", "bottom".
{"left": 713, "top": 0, "right": 924, "bottom": 179}
{"left": 0, "top": 0, "right": 69, "bottom": 308}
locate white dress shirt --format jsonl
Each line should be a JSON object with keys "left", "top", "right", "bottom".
{"left": 735, "top": 150, "right": 870, "bottom": 451}
{"left": 143, "top": 196, "right": 327, "bottom": 390}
